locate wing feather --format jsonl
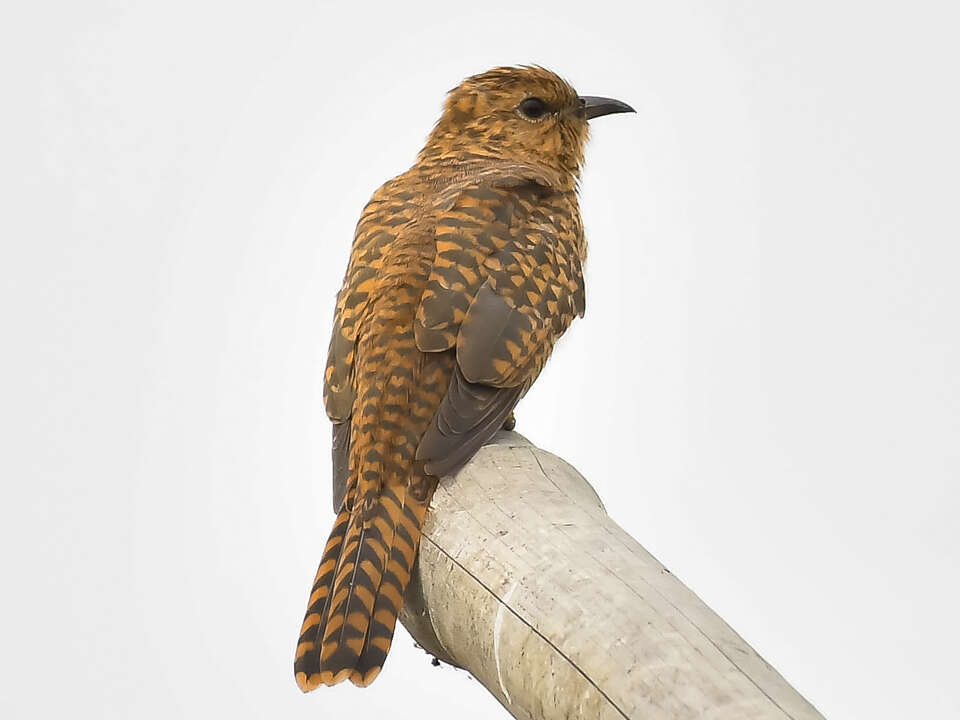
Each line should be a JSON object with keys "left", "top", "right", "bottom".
{"left": 414, "top": 165, "right": 586, "bottom": 475}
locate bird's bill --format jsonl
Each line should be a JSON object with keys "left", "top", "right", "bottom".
{"left": 579, "top": 96, "right": 635, "bottom": 120}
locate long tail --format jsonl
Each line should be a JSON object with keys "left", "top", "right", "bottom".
{"left": 295, "top": 484, "right": 430, "bottom": 689}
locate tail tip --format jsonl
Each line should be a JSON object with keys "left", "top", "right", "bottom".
{"left": 350, "top": 665, "right": 383, "bottom": 687}
{"left": 295, "top": 671, "right": 321, "bottom": 693}
{"left": 296, "top": 666, "right": 364, "bottom": 692}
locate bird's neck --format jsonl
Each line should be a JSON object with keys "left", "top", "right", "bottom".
{"left": 416, "top": 134, "right": 577, "bottom": 192}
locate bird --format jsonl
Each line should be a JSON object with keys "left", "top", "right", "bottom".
{"left": 294, "top": 65, "right": 632, "bottom": 690}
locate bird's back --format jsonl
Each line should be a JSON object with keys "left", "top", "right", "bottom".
{"left": 296, "top": 159, "right": 585, "bottom": 688}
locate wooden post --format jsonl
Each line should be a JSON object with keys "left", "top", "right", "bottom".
{"left": 399, "top": 431, "right": 824, "bottom": 720}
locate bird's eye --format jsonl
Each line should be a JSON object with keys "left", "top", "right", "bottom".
{"left": 518, "top": 97, "right": 548, "bottom": 120}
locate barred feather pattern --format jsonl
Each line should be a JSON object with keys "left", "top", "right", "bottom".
{"left": 296, "top": 65, "right": 593, "bottom": 690}
{"left": 295, "top": 481, "right": 433, "bottom": 688}
{"left": 296, "top": 196, "right": 455, "bottom": 687}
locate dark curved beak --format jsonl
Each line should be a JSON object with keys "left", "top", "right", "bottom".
{"left": 579, "top": 96, "right": 635, "bottom": 120}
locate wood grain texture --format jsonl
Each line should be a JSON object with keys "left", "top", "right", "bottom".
{"left": 400, "top": 431, "right": 825, "bottom": 720}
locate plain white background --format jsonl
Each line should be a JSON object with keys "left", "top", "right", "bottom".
{"left": 3, "top": 1, "right": 958, "bottom": 718}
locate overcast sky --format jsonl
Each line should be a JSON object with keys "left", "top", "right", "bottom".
{"left": 3, "top": 1, "right": 958, "bottom": 718}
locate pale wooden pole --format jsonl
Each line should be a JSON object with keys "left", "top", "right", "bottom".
{"left": 400, "top": 431, "right": 825, "bottom": 720}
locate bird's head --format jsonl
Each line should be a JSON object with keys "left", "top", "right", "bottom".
{"left": 420, "top": 65, "right": 633, "bottom": 184}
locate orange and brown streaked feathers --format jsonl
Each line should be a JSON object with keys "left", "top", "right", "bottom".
{"left": 296, "top": 65, "right": 631, "bottom": 691}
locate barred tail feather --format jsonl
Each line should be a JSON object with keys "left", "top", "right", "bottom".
{"left": 294, "top": 485, "right": 429, "bottom": 690}
{"left": 294, "top": 505, "right": 351, "bottom": 690}
{"left": 352, "top": 488, "right": 429, "bottom": 686}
